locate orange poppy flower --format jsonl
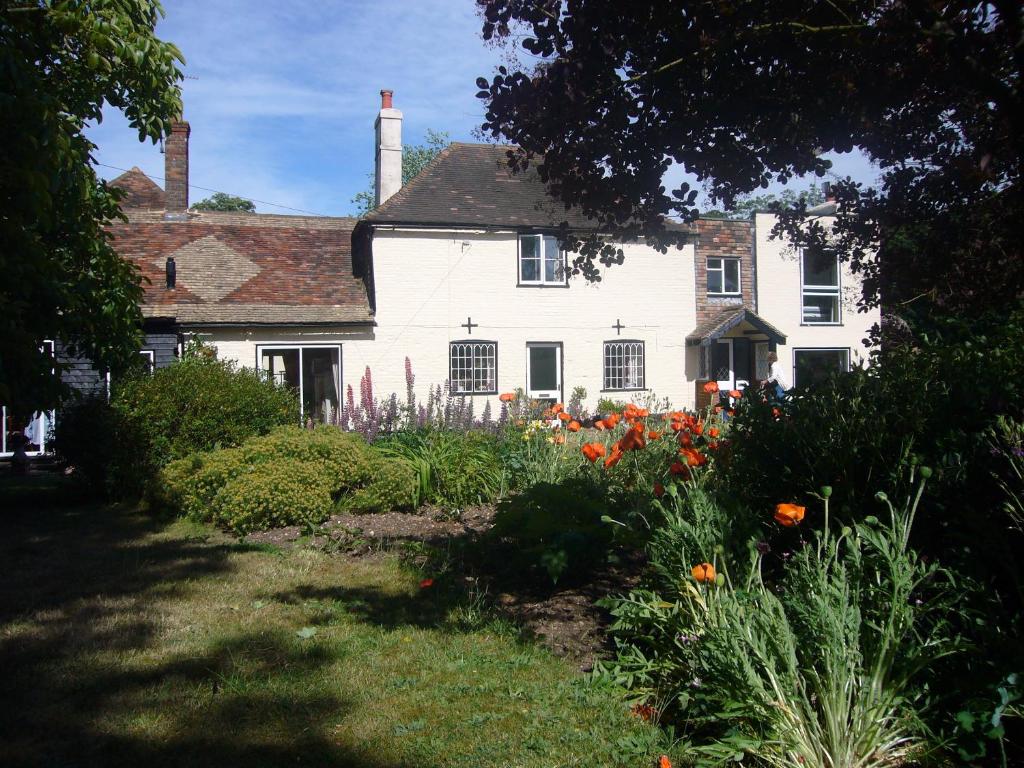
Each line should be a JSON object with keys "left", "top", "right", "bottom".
{"left": 708, "top": 427, "right": 720, "bottom": 438}
{"left": 582, "top": 443, "right": 607, "bottom": 462}
{"left": 679, "top": 447, "right": 706, "bottom": 467}
{"left": 552, "top": 433, "right": 566, "bottom": 445}
{"left": 594, "top": 420, "right": 606, "bottom": 431}
{"left": 552, "top": 403, "right": 564, "bottom": 413}
{"left": 558, "top": 411, "right": 572, "bottom": 421}
{"left": 567, "top": 420, "right": 581, "bottom": 432}
{"left": 654, "top": 482, "right": 665, "bottom": 498}
{"left": 499, "top": 392, "right": 516, "bottom": 402}
{"left": 620, "top": 424, "right": 647, "bottom": 451}
{"left": 703, "top": 381, "right": 719, "bottom": 394}
{"left": 679, "top": 432, "right": 693, "bottom": 447}
{"left": 729, "top": 389, "right": 742, "bottom": 399}
{"left": 659, "top": 755, "right": 673, "bottom": 768}
{"left": 648, "top": 430, "right": 662, "bottom": 440}
{"left": 693, "top": 420, "right": 704, "bottom": 435}
{"left": 419, "top": 578, "right": 434, "bottom": 589}
{"left": 691, "top": 562, "right": 716, "bottom": 582}
{"left": 774, "top": 503, "right": 806, "bottom": 527}
{"left": 598, "top": 444, "right": 622, "bottom": 468}
{"left": 772, "top": 407, "right": 782, "bottom": 419}
{"left": 669, "top": 461, "right": 690, "bottom": 478}
{"left": 605, "top": 413, "right": 621, "bottom": 428}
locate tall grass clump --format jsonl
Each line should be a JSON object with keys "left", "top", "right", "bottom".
{"left": 596, "top": 469, "right": 964, "bottom": 767}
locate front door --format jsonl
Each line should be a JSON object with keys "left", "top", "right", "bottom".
{"left": 526, "top": 343, "right": 561, "bottom": 402}
{"left": 712, "top": 339, "right": 734, "bottom": 392}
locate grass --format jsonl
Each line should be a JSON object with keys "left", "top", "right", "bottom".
{"left": 0, "top": 470, "right": 668, "bottom": 767}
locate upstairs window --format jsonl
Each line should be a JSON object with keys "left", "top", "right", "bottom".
{"left": 450, "top": 341, "right": 497, "bottom": 394}
{"left": 801, "top": 247, "right": 841, "bottom": 324}
{"left": 707, "top": 257, "right": 740, "bottom": 296}
{"left": 603, "top": 341, "right": 645, "bottom": 391}
{"left": 519, "top": 234, "right": 566, "bottom": 286}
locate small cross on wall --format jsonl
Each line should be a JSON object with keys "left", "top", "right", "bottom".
{"left": 461, "top": 317, "right": 478, "bottom": 334}
{"left": 612, "top": 319, "right": 625, "bottom": 335}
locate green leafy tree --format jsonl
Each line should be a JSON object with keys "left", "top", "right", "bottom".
{"left": 191, "top": 192, "right": 256, "bottom": 212}
{"left": 352, "top": 129, "right": 450, "bottom": 216}
{"left": 703, "top": 184, "right": 826, "bottom": 220}
{"left": 1, "top": 0, "right": 183, "bottom": 413}
{"left": 475, "top": 1, "right": 1022, "bottom": 317}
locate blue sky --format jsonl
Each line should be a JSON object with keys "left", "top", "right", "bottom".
{"left": 88, "top": 0, "right": 880, "bottom": 218}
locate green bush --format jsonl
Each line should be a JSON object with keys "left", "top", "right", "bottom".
{"left": 160, "top": 425, "right": 418, "bottom": 530}
{"left": 488, "top": 477, "right": 616, "bottom": 583}
{"left": 344, "top": 456, "right": 419, "bottom": 513}
{"left": 51, "top": 395, "right": 141, "bottom": 498}
{"left": 210, "top": 458, "right": 334, "bottom": 534}
{"left": 113, "top": 351, "right": 298, "bottom": 472}
{"left": 375, "top": 428, "right": 504, "bottom": 508}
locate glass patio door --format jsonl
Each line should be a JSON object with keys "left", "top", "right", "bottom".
{"left": 526, "top": 343, "right": 561, "bottom": 402}
{"left": 259, "top": 345, "right": 341, "bottom": 424}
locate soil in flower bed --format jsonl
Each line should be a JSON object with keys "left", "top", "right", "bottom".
{"left": 244, "top": 505, "right": 644, "bottom": 665}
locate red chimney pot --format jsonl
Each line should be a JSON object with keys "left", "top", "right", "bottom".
{"left": 380, "top": 89, "right": 393, "bottom": 109}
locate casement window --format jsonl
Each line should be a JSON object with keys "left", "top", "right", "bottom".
{"left": 801, "top": 247, "right": 841, "bottom": 324}
{"left": 139, "top": 350, "right": 155, "bottom": 374}
{"left": 603, "top": 340, "right": 645, "bottom": 391}
{"left": 449, "top": 340, "right": 497, "bottom": 394}
{"left": 518, "top": 234, "right": 566, "bottom": 286}
{"left": 793, "top": 348, "right": 850, "bottom": 388}
{"left": 258, "top": 344, "right": 342, "bottom": 423}
{"left": 707, "top": 257, "right": 740, "bottom": 296}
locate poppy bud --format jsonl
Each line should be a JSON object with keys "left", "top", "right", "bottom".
{"left": 715, "top": 573, "right": 725, "bottom": 587}
{"left": 841, "top": 526, "right": 852, "bottom": 536}
{"left": 820, "top": 485, "right": 832, "bottom": 498}
{"left": 875, "top": 491, "right": 888, "bottom": 503}
{"left": 713, "top": 544, "right": 724, "bottom": 555}
{"left": 919, "top": 466, "right": 933, "bottom": 479}
{"left": 865, "top": 515, "right": 879, "bottom": 525}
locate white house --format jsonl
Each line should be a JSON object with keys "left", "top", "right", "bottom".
{"left": 1, "top": 91, "right": 880, "bottom": 454}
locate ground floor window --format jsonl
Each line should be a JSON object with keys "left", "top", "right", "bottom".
{"left": 793, "top": 348, "right": 850, "bottom": 388}
{"left": 603, "top": 340, "right": 645, "bottom": 391}
{"left": 139, "top": 350, "right": 155, "bottom": 375}
{"left": 259, "top": 345, "right": 341, "bottom": 423}
{"left": 450, "top": 341, "right": 497, "bottom": 394}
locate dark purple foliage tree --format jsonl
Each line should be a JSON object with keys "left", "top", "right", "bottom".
{"left": 475, "top": 1, "right": 1023, "bottom": 318}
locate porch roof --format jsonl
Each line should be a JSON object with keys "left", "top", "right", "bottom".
{"left": 686, "top": 307, "right": 787, "bottom": 347}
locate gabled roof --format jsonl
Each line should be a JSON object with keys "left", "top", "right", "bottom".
{"left": 686, "top": 307, "right": 787, "bottom": 346}
{"left": 109, "top": 167, "right": 166, "bottom": 210}
{"left": 109, "top": 209, "right": 372, "bottom": 326}
{"left": 366, "top": 142, "right": 600, "bottom": 229}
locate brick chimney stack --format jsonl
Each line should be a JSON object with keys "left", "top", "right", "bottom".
{"left": 164, "top": 120, "right": 190, "bottom": 215}
{"left": 374, "top": 90, "right": 403, "bottom": 207}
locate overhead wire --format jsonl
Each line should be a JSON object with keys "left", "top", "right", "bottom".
{"left": 95, "top": 162, "right": 333, "bottom": 217}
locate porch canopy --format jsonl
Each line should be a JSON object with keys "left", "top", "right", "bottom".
{"left": 686, "top": 307, "right": 787, "bottom": 348}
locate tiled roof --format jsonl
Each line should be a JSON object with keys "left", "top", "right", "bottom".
{"left": 367, "top": 143, "right": 604, "bottom": 229}
{"left": 686, "top": 307, "right": 787, "bottom": 346}
{"left": 109, "top": 167, "right": 166, "bottom": 210}
{"left": 109, "top": 209, "right": 372, "bottom": 326}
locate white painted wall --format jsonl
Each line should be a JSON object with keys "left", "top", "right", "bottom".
{"left": 343, "top": 228, "right": 698, "bottom": 413}
{"left": 754, "top": 212, "right": 880, "bottom": 385}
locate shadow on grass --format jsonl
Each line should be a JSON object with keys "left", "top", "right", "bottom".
{"left": 0, "top": 471, "right": 429, "bottom": 768}
{"left": 268, "top": 583, "right": 454, "bottom": 631}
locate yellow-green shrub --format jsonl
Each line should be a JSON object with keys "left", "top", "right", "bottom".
{"left": 240, "top": 426, "right": 373, "bottom": 492}
{"left": 345, "top": 457, "right": 419, "bottom": 513}
{"left": 210, "top": 458, "right": 334, "bottom": 534}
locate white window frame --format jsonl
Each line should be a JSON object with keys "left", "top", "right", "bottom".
{"left": 449, "top": 340, "right": 498, "bottom": 395}
{"left": 603, "top": 340, "right": 645, "bottom": 391}
{"left": 256, "top": 344, "right": 343, "bottom": 421}
{"left": 139, "top": 349, "right": 155, "bottom": 374}
{"left": 707, "top": 257, "right": 741, "bottom": 296}
{"left": 800, "top": 247, "right": 842, "bottom": 325}
{"left": 793, "top": 348, "right": 851, "bottom": 388}
{"left": 518, "top": 234, "right": 567, "bottom": 286}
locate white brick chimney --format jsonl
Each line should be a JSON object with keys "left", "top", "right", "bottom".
{"left": 374, "top": 89, "right": 402, "bottom": 207}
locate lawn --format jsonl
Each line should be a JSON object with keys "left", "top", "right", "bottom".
{"left": 0, "top": 471, "right": 666, "bottom": 768}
